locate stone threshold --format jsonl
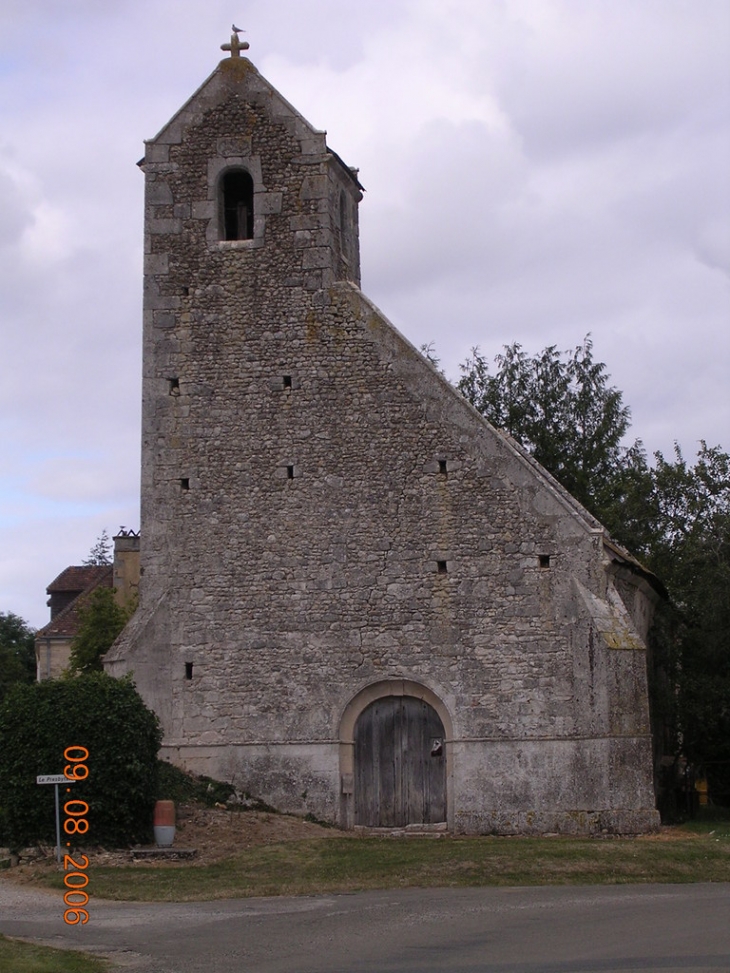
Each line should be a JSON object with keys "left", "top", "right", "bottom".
{"left": 355, "top": 822, "right": 448, "bottom": 837}
{"left": 131, "top": 846, "right": 198, "bottom": 860}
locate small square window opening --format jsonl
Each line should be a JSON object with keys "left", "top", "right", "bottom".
{"left": 437, "top": 560, "right": 448, "bottom": 574}
{"left": 539, "top": 555, "right": 551, "bottom": 568}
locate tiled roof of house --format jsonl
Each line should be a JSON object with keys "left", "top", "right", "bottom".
{"left": 46, "top": 565, "right": 112, "bottom": 594}
{"left": 36, "top": 566, "right": 113, "bottom": 639}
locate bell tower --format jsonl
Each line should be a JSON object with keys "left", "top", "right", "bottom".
{"left": 137, "top": 39, "right": 363, "bottom": 598}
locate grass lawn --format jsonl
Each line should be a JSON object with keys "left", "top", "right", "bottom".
{"left": 0, "top": 935, "right": 110, "bottom": 973}
{"left": 3, "top": 817, "right": 728, "bottom": 973}
{"left": 32, "top": 818, "right": 730, "bottom": 903}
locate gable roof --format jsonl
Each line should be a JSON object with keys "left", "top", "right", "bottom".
{"left": 604, "top": 537, "right": 667, "bottom": 599}
{"left": 46, "top": 565, "right": 111, "bottom": 594}
{"left": 334, "top": 283, "right": 666, "bottom": 599}
{"left": 36, "top": 565, "right": 113, "bottom": 639}
{"left": 146, "top": 57, "right": 320, "bottom": 146}
{"left": 350, "top": 283, "right": 603, "bottom": 532}
{"left": 142, "top": 57, "right": 362, "bottom": 187}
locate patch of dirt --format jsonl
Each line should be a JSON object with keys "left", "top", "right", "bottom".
{"left": 158, "top": 804, "right": 345, "bottom": 863}
{"left": 4, "top": 804, "right": 347, "bottom": 879}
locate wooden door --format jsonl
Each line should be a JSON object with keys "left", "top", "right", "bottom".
{"left": 354, "top": 696, "right": 446, "bottom": 827}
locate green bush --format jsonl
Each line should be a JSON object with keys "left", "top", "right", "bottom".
{"left": 0, "top": 611, "right": 36, "bottom": 704}
{"left": 68, "top": 587, "right": 134, "bottom": 674}
{"left": 156, "top": 760, "right": 236, "bottom": 806}
{"left": 0, "top": 673, "right": 161, "bottom": 849}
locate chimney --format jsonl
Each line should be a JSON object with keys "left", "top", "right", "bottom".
{"left": 113, "top": 530, "right": 140, "bottom": 608}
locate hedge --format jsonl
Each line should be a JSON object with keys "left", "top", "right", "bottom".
{"left": 0, "top": 673, "right": 161, "bottom": 849}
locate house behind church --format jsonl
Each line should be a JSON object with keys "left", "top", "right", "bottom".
{"left": 105, "top": 42, "right": 660, "bottom": 834}
{"left": 36, "top": 533, "right": 139, "bottom": 679}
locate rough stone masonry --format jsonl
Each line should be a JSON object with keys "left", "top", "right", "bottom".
{"left": 105, "top": 50, "right": 661, "bottom": 834}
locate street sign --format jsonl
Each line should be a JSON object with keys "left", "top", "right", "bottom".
{"left": 36, "top": 774, "right": 77, "bottom": 862}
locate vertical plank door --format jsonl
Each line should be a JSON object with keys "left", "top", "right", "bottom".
{"left": 354, "top": 696, "right": 446, "bottom": 827}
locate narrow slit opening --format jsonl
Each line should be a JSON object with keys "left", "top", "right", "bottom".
{"left": 283, "top": 375, "right": 292, "bottom": 389}
{"left": 180, "top": 478, "right": 190, "bottom": 491}
{"left": 185, "top": 662, "right": 193, "bottom": 680}
{"left": 286, "top": 465, "right": 294, "bottom": 480}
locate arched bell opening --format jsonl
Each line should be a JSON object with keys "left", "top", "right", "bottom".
{"left": 220, "top": 168, "right": 254, "bottom": 241}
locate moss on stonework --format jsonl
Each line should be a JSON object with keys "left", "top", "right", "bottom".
{"left": 219, "top": 57, "right": 256, "bottom": 82}
{"left": 156, "top": 761, "right": 236, "bottom": 806}
{"left": 601, "top": 627, "right": 645, "bottom": 651}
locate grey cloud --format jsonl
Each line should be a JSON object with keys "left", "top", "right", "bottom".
{"left": 1, "top": 0, "right": 728, "bottom": 630}
{"left": 694, "top": 221, "right": 730, "bottom": 279}
{"left": 0, "top": 165, "right": 34, "bottom": 248}
{"left": 493, "top": 3, "right": 730, "bottom": 162}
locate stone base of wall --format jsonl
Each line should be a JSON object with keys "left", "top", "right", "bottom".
{"left": 453, "top": 808, "right": 660, "bottom": 836}
{"left": 160, "top": 740, "right": 659, "bottom": 836}
{"left": 161, "top": 742, "right": 340, "bottom": 822}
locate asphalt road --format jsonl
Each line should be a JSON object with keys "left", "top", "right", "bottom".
{"left": 1, "top": 880, "right": 729, "bottom": 973}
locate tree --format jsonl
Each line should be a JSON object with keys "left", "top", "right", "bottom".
{"left": 0, "top": 672, "right": 161, "bottom": 848}
{"left": 591, "top": 439, "right": 660, "bottom": 558}
{"left": 457, "top": 337, "right": 729, "bottom": 808}
{"left": 419, "top": 341, "right": 443, "bottom": 372}
{"left": 68, "top": 586, "right": 132, "bottom": 675}
{"left": 644, "top": 444, "right": 730, "bottom": 803}
{"left": 0, "top": 612, "right": 36, "bottom": 703}
{"left": 83, "top": 529, "right": 112, "bottom": 566}
{"left": 458, "top": 337, "right": 633, "bottom": 519}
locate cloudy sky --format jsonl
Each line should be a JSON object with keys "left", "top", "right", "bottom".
{"left": 1, "top": 0, "right": 728, "bottom": 629}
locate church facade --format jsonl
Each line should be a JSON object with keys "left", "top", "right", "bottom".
{"left": 105, "top": 47, "right": 660, "bottom": 834}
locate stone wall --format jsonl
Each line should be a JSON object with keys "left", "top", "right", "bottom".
{"left": 106, "top": 57, "right": 659, "bottom": 833}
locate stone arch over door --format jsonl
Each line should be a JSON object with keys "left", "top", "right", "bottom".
{"left": 339, "top": 680, "right": 454, "bottom": 830}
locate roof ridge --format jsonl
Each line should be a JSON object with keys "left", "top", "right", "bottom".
{"left": 37, "top": 565, "right": 113, "bottom": 638}
{"left": 46, "top": 563, "right": 112, "bottom": 592}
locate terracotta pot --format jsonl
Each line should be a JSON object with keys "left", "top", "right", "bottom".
{"left": 153, "top": 800, "right": 176, "bottom": 847}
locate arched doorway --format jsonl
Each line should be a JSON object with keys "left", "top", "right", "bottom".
{"left": 354, "top": 695, "right": 446, "bottom": 827}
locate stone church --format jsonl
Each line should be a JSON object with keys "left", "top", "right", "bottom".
{"left": 105, "top": 37, "right": 660, "bottom": 834}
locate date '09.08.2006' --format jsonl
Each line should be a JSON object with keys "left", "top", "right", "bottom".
{"left": 62, "top": 746, "right": 90, "bottom": 925}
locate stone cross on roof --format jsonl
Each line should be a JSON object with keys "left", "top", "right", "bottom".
{"left": 221, "top": 26, "right": 250, "bottom": 57}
